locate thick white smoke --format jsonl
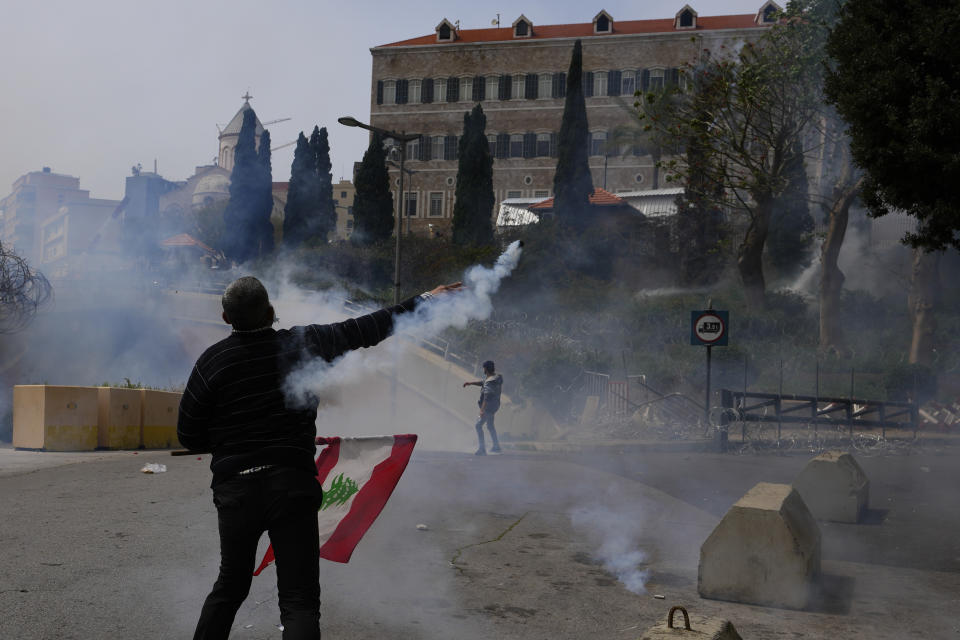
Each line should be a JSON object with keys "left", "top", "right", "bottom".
{"left": 569, "top": 502, "right": 650, "bottom": 593}
{"left": 280, "top": 240, "right": 523, "bottom": 407}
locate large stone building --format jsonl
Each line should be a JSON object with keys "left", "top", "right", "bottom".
{"left": 368, "top": 3, "right": 781, "bottom": 235}
{"left": 0, "top": 167, "right": 121, "bottom": 271}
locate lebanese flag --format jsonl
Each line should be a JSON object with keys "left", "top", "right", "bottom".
{"left": 253, "top": 434, "right": 417, "bottom": 575}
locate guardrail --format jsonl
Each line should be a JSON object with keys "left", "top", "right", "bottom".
{"left": 720, "top": 389, "right": 918, "bottom": 440}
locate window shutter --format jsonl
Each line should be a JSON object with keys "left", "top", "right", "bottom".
{"left": 447, "top": 76, "right": 459, "bottom": 102}
{"left": 473, "top": 75, "right": 485, "bottom": 101}
{"left": 496, "top": 134, "right": 509, "bottom": 159}
{"left": 525, "top": 74, "right": 538, "bottom": 99}
{"left": 499, "top": 74, "right": 511, "bottom": 100}
{"left": 668, "top": 67, "right": 680, "bottom": 86}
{"left": 377, "top": 80, "right": 384, "bottom": 105}
{"left": 445, "top": 135, "right": 457, "bottom": 160}
{"left": 641, "top": 69, "right": 650, "bottom": 92}
{"left": 422, "top": 78, "right": 434, "bottom": 104}
{"left": 396, "top": 79, "right": 408, "bottom": 104}
{"left": 552, "top": 72, "right": 567, "bottom": 98}
{"left": 523, "top": 133, "right": 536, "bottom": 158}
{"left": 421, "top": 135, "right": 431, "bottom": 161}
{"left": 584, "top": 72, "right": 594, "bottom": 97}
{"left": 550, "top": 132, "right": 558, "bottom": 157}
{"left": 608, "top": 70, "right": 621, "bottom": 96}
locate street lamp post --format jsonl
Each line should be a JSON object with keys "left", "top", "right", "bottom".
{"left": 387, "top": 154, "right": 416, "bottom": 237}
{"left": 338, "top": 116, "right": 419, "bottom": 305}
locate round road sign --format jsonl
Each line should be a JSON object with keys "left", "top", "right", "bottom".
{"left": 693, "top": 312, "right": 726, "bottom": 344}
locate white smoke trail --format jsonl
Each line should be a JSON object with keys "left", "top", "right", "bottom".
{"left": 281, "top": 240, "right": 523, "bottom": 406}
{"left": 570, "top": 503, "right": 650, "bottom": 594}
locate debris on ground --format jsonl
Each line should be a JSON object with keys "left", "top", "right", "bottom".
{"left": 140, "top": 463, "right": 167, "bottom": 474}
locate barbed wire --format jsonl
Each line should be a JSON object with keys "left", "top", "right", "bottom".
{"left": 0, "top": 243, "right": 52, "bottom": 333}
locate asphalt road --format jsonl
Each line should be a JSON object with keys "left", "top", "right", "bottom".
{"left": 0, "top": 444, "right": 958, "bottom": 639}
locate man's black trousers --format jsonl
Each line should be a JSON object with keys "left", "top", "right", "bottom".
{"left": 193, "top": 466, "right": 323, "bottom": 640}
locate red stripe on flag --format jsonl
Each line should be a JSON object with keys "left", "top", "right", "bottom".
{"left": 319, "top": 434, "right": 418, "bottom": 563}
{"left": 314, "top": 437, "right": 341, "bottom": 484}
{"left": 253, "top": 437, "right": 342, "bottom": 576}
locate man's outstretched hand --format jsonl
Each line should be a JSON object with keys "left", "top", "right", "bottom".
{"left": 428, "top": 282, "right": 463, "bottom": 296}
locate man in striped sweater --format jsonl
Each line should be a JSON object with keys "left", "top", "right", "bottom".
{"left": 178, "top": 276, "right": 460, "bottom": 640}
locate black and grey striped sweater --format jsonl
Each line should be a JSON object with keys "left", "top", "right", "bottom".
{"left": 177, "top": 295, "right": 424, "bottom": 486}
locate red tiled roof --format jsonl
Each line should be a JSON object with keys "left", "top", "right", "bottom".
{"left": 379, "top": 14, "right": 761, "bottom": 48}
{"left": 162, "top": 233, "right": 216, "bottom": 254}
{"left": 272, "top": 181, "right": 289, "bottom": 191}
{"left": 529, "top": 188, "right": 625, "bottom": 210}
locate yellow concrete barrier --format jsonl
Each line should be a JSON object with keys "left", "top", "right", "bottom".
{"left": 13, "top": 385, "right": 99, "bottom": 451}
{"left": 97, "top": 387, "right": 142, "bottom": 449}
{"left": 141, "top": 389, "right": 182, "bottom": 449}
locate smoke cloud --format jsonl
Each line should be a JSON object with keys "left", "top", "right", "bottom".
{"left": 280, "top": 241, "right": 523, "bottom": 407}
{"left": 570, "top": 501, "right": 650, "bottom": 593}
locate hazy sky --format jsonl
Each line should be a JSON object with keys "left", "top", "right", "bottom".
{"left": 1, "top": 0, "right": 768, "bottom": 201}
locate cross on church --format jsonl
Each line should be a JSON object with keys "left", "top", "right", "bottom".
{"left": 241, "top": 91, "right": 253, "bottom": 103}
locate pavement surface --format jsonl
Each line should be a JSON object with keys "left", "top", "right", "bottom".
{"left": 0, "top": 441, "right": 958, "bottom": 639}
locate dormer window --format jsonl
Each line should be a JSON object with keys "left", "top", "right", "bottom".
{"left": 755, "top": 1, "right": 782, "bottom": 24}
{"left": 435, "top": 18, "right": 457, "bottom": 42}
{"left": 593, "top": 10, "right": 613, "bottom": 34}
{"left": 675, "top": 5, "right": 698, "bottom": 29}
{"left": 513, "top": 15, "right": 532, "bottom": 38}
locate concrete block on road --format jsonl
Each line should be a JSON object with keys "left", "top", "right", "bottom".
{"left": 793, "top": 450, "right": 869, "bottom": 523}
{"left": 699, "top": 482, "right": 821, "bottom": 610}
{"left": 13, "top": 385, "right": 99, "bottom": 451}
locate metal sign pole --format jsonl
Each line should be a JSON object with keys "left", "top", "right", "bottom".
{"left": 705, "top": 345, "right": 712, "bottom": 427}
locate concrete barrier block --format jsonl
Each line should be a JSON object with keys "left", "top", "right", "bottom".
{"left": 793, "top": 450, "right": 869, "bottom": 523}
{"left": 141, "top": 390, "right": 182, "bottom": 449}
{"left": 699, "top": 482, "right": 821, "bottom": 610}
{"left": 13, "top": 385, "right": 99, "bottom": 451}
{"left": 97, "top": 388, "right": 142, "bottom": 449}
{"left": 639, "top": 605, "right": 742, "bottom": 639}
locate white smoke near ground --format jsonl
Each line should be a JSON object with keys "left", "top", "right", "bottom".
{"left": 280, "top": 241, "right": 523, "bottom": 407}
{"left": 569, "top": 501, "right": 650, "bottom": 594}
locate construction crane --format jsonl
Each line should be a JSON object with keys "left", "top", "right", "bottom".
{"left": 271, "top": 140, "right": 296, "bottom": 152}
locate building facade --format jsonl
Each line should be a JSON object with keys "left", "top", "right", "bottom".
{"left": 368, "top": 3, "right": 780, "bottom": 235}
{"left": 0, "top": 167, "right": 121, "bottom": 267}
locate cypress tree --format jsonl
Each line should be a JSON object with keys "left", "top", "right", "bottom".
{"left": 351, "top": 132, "right": 394, "bottom": 246}
{"left": 255, "top": 129, "right": 275, "bottom": 256}
{"left": 553, "top": 39, "right": 593, "bottom": 229}
{"left": 310, "top": 126, "right": 337, "bottom": 243}
{"left": 283, "top": 132, "right": 319, "bottom": 249}
{"left": 223, "top": 108, "right": 260, "bottom": 263}
{"left": 452, "top": 105, "right": 495, "bottom": 246}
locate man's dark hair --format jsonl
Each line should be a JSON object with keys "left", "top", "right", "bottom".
{"left": 482, "top": 360, "right": 495, "bottom": 374}
{"left": 222, "top": 276, "right": 271, "bottom": 330}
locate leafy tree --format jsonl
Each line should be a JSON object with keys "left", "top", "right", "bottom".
{"left": 283, "top": 132, "right": 321, "bottom": 249}
{"left": 451, "top": 105, "right": 495, "bottom": 246}
{"left": 309, "top": 126, "right": 337, "bottom": 243}
{"left": 645, "top": 17, "right": 822, "bottom": 307}
{"left": 351, "top": 132, "right": 394, "bottom": 246}
{"left": 223, "top": 108, "right": 273, "bottom": 263}
{"left": 553, "top": 39, "right": 593, "bottom": 229}
{"left": 767, "top": 141, "right": 815, "bottom": 280}
{"left": 825, "top": 0, "right": 960, "bottom": 252}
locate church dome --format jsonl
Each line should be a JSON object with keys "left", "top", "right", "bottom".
{"left": 192, "top": 173, "right": 230, "bottom": 206}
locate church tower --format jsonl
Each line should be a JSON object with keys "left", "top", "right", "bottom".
{"left": 217, "top": 93, "right": 264, "bottom": 172}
